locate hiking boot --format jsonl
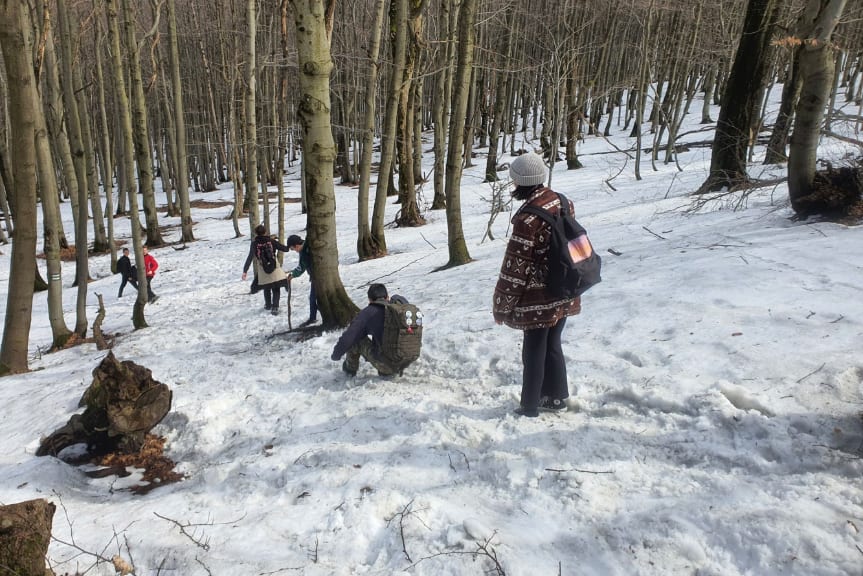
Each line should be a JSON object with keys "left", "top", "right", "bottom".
{"left": 341, "top": 361, "right": 356, "bottom": 377}
{"left": 539, "top": 396, "right": 568, "bottom": 413}
{"left": 271, "top": 306, "right": 279, "bottom": 316}
{"left": 299, "top": 318, "right": 316, "bottom": 327}
{"left": 264, "top": 303, "right": 272, "bottom": 310}
{"left": 514, "top": 406, "right": 539, "bottom": 418}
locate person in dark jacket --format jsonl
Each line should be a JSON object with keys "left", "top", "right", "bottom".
{"left": 117, "top": 247, "right": 138, "bottom": 297}
{"left": 286, "top": 234, "right": 319, "bottom": 326}
{"left": 242, "top": 225, "right": 290, "bottom": 315}
{"left": 493, "top": 152, "right": 581, "bottom": 417}
{"left": 331, "top": 283, "right": 405, "bottom": 377}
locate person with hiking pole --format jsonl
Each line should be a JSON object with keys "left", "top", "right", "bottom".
{"left": 242, "top": 225, "right": 290, "bottom": 315}
{"left": 286, "top": 277, "right": 293, "bottom": 330}
{"left": 285, "top": 235, "right": 318, "bottom": 327}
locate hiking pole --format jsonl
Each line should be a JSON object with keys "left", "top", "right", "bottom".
{"left": 287, "top": 280, "right": 292, "bottom": 331}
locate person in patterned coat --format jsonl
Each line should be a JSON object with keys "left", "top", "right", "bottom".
{"left": 493, "top": 152, "right": 581, "bottom": 417}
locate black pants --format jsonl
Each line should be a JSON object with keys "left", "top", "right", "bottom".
{"left": 520, "top": 318, "right": 569, "bottom": 410}
{"left": 118, "top": 275, "right": 138, "bottom": 297}
{"left": 146, "top": 277, "right": 157, "bottom": 300}
{"left": 263, "top": 284, "right": 281, "bottom": 309}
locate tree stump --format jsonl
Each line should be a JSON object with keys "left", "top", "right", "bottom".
{"left": 0, "top": 498, "right": 55, "bottom": 576}
{"left": 37, "top": 351, "right": 172, "bottom": 457}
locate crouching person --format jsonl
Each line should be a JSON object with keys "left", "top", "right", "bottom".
{"left": 331, "top": 283, "right": 423, "bottom": 377}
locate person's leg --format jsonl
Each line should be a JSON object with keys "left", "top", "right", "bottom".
{"left": 146, "top": 277, "right": 156, "bottom": 300}
{"left": 520, "top": 326, "right": 550, "bottom": 413}
{"left": 344, "top": 339, "right": 397, "bottom": 376}
{"left": 270, "top": 285, "right": 280, "bottom": 314}
{"left": 308, "top": 281, "right": 318, "bottom": 322}
{"left": 263, "top": 287, "right": 272, "bottom": 309}
{"left": 540, "top": 318, "right": 569, "bottom": 405}
{"left": 118, "top": 276, "right": 127, "bottom": 297}
{"left": 343, "top": 347, "right": 361, "bottom": 375}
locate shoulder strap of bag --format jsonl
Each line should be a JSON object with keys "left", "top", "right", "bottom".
{"left": 519, "top": 191, "right": 569, "bottom": 221}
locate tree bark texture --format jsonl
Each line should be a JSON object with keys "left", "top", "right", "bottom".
{"left": 0, "top": 0, "right": 39, "bottom": 375}
{"left": 700, "top": 0, "right": 780, "bottom": 192}
{"left": 788, "top": 0, "right": 849, "bottom": 213}
{"left": 290, "top": 0, "right": 359, "bottom": 328}
{"left": 442, "top": 0, "right": 477, "bottom": 268}
{"left": 0, "top": 499, "right": 55, "bottom": 575}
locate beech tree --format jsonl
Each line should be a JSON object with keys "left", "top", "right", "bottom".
{"left": 699, "top": 0, "right": 781, "bottom": 192}
{"left": 787, "top": 0, "right": 849, "bottom": 214}
{"left": 442, "top": 0, "right": 477, "bottom": 268}
{"left": 0, "top": 0, "right": 39, "bottom": 374}
{"left": 288, "top": 0, "right": 358, "bottom": 328}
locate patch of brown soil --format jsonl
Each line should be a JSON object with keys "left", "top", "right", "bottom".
{"left": 98, "top": 434, "right": 183, "bottom": 495}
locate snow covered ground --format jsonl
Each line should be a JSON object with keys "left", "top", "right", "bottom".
{"left": 1, "top": 90, "right": 862, "bottom": 575}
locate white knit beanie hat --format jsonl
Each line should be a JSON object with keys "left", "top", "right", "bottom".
{"left": 509, "top": 152, "right": 546, "bottom": 187}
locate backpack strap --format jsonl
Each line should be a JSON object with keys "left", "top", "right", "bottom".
{"left": 519, "top": 192, "right": 569, "bottom": 222}
{"left": 556, "top": 193, "right": 571, "bottom": 217}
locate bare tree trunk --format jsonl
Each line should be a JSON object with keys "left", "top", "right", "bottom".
{"left": 0, "top": 158, "right": 9, "bottom": 243}
{"left": 357, "top": 0, "right": 387, "bottom": 260}
{"left": 37, "top": 9, "right": 73, "bottom": 249}
{"left": 0, "top": 78, "right": 11, "bottom": 243}
{"left": 484, "top": 8, "right": 513, "bottom": 182}
{"left": 442, "top": 0, "right": 477, "bottom": 268}
{"left": 245, "top": 0, "right": 259, "bottom": 230}
{"left": 395, "top": 0, "right": 425, "bottom": 228}
{"left": 95, "top": 21, "right": 117, "bottom": 272}
{"left": 121, "top": 0, "right": 163, "bottom": 246}
{"left": 28, "top": 12, "right": 72, "bottom": 349}
{"left": 431, "top": 0, "right": 455, "bottom": 210}
{"left": 63, "top": 5, "right": 109, "bottom": 256}
{"left": 565, "top": 75, "right": 583, "bottom": 170}
{"left": 699, "top": 0, "right": 780, "bottom": 192}
{"left": 106, "top": 0, "right": 149, "bottom": 328}
{"left": 701, "top": 63, "right": 716, "bottom": 124}
{"left": 289, "top": 0, "right": 358, "bottom": 328}
{"left": 0, "top": 1, "right": 39, "bottom": 374}
{"left": 57, "top": 0, "right": 90, "bottom": 335}
{"left": 167, "top": 0, "right": 194, "bottom": 242}
{"left": 370, "top": 0, "right": 409, "bottom": 253}
{"left": 788, "top": 0, "right": 849, "bottom": 214}
{"left": 764, "top": 55, "right": 801, "bottom": 164}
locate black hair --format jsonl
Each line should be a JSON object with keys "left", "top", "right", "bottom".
{"left": 512, "top": 184, "right": 543, "bottom": 201}
{"left": 367, "top": 283, "right": 388, "bottom": 301}
{"left": 287, "top": 234, "right": 303, "bottom": 247}
{"left": 255, "top": 224, "right": 267, "bottom": 236}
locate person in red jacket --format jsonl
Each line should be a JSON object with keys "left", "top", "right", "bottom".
{"left": 143, "top": 245, "right": 159, "bottom": 303}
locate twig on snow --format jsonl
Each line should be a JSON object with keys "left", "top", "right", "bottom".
{"left": 642, "top": 226, "right": 666, "bottom": 240}
{"left": 796, "top": 363, "right": 825, "bottom": 384}
{"left": 545, "top": 467, "right": 613, "bottom": 475}
{"left": 153, "top": 511, "right": 247, "bottom": 551}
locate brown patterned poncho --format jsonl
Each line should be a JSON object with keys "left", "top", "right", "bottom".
{"left": 493, "top": 187, "right": 581, "bottom": 330}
